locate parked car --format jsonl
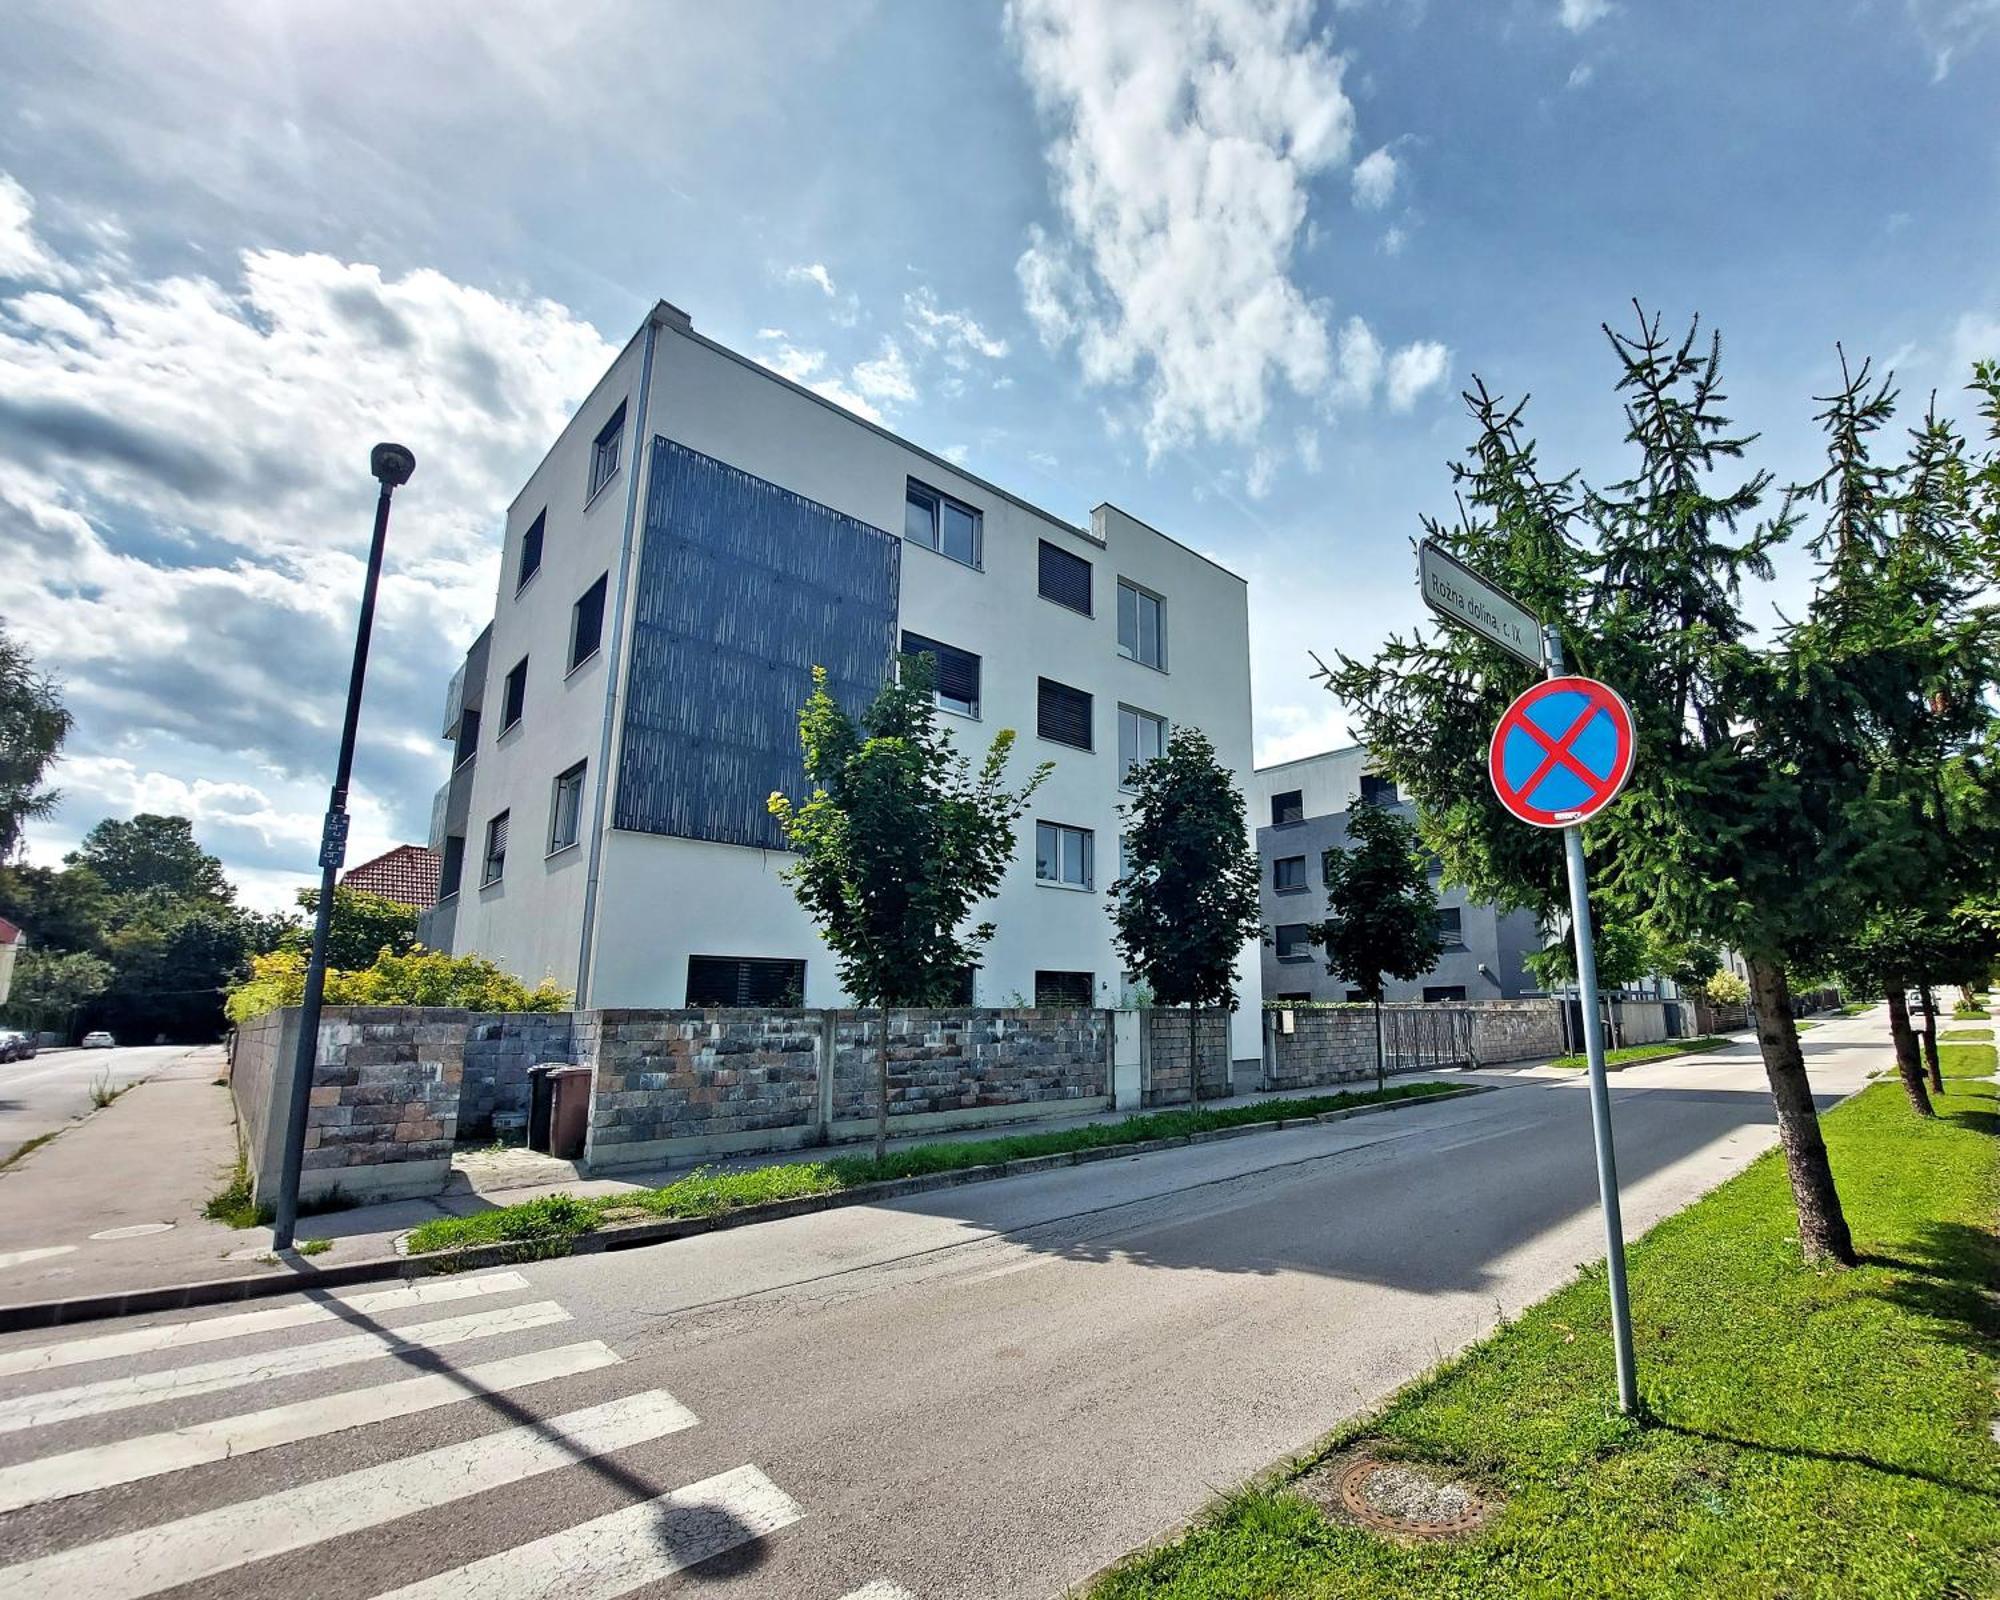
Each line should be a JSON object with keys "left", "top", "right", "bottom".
{"left": 0, "top": 1030, "right": 33, "bottom": 1062}
{"left": 81, "top": 1030, "right": 116, "bottom": 1049}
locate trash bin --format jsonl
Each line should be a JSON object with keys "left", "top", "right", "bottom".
{"left": 547, "top": 1066, "right": 594, "bottom": 1161}
{"left": 526, "top": 1064, "right": 559, "bottom": 1153}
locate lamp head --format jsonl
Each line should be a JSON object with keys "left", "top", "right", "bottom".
{"left": 371, "top": 442, "right": 416, "bottom": 488}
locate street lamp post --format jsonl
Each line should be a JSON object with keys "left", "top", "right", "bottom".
{"left": 271, "top": 443, "right": 415, "bottom": 1252}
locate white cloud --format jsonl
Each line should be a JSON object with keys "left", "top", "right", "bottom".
{"left": 1381, "top": 224, "right": 1408, "bottom": 256}
{"left": 1246, "top": 448, "right": 1279, "bottom": 499}
{"left": 941, "top": 443, "right": 971, "bottom": 466}
{"left": 1331, "top": 315, "right": 1385, "bottom": 407}
{"left": 1351, "top": 145, "right": 1400, "bottom": 210}
{"left": 850, "top": 338, "right": 918, "bottom": 406}
{"left": 1295, "top": 427, "right": 1322, "bottom": 474}
{"left": 783, "top": 261, "right": 837, "bottom": 296}
{"left": 0, "top": 173, "right": 69, "bottom": 285}
{"left": 1385, "top": 339, "right": 1451, "bottom": 410}
{"left": 1558, "top": 0, "right": 1610, "bottom": 31}
{"left": 0, "top": 176, "right": 618, "bottom": 900}
{"left": 1007, "top": 0, "right": 1357, "bottom": 455}
{"left": 904, "top": 286, "right": 1009, "bottom": 367}
{"left": 1907, "top": 0, "right": 2000, "bottom": 78}
{"left": 753, "top": 331, "right": 903, "bottom": 423}
{"left": 1566, "top": 61, "right": 1596, "bottom": 89}
{"left": 1948, "top": 310, "right": 1999, "bottom": 377}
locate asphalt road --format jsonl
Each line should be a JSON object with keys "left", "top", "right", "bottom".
{"left": 0, "top": 1017, "right": 1884, "bottom": 1600}
{"left": 0, "top": 1045, "right": 189, "bottom": 1157}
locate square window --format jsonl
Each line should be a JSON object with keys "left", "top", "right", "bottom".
{"left": 1035, "top": 969, "right": 1093, "bottom": 1008}
{"left": 901, "top": 631, "right": 980, "bottom": 717}
{"left": 1360, "top": 772, "right": 1399, "bottom": 806}
{"left": 1423, "top": 984, "right": 1467, "bottom": 1003}
{"left": 1117, "top": 579, "right": 1166, "bottom": 669}
{"left": 1117, "top": 705, "right": 1167, "bottom": 788}
{"left": 453, "top": 707, "right": 481, "bottom": 770}
{"left": 481, "top": 811, "right": 509, "bottom": 886}
{"left": 548, "top": 760, "right": 586, "bottom": 853}
{"left": 570, "top": 573, "right": 608, "bottom": 670}
{"left": 1275, "top": 922, "right": 1315, "bottom": 962}
{"left": 1038, "top": 540, "right": 1093, "bottom": 614}
{"left": 1037, "top": 678, "right": 1092, "bottom": 750}
{"left": 1271, "top": 789, "right": 1304, "bottom": 826}
{"left": 517, "top": 510, "right": 545, "bottom": 590}
{"left": 1274, "top": 855, "right": 1307, "bottom": 893}
{"left": 500, "top": 656, "right": 527, "bottom": 732}
{"left": 588, "top": 402, "right": 626, "bottom": 501}
{"left": 1035, "top": 820, "right": 1094, "bottom": 890}
{"left": 438, "top": 835, "right": 465, "bottom": 899}
{"left": 904, "top": 478, "right": 981, "bottom": 567}
{"left": 686, "top": 956, "right": 807, "bottom": 1008}
{"left": 1436, "top": 906, "right": 1464, "bottom": 947}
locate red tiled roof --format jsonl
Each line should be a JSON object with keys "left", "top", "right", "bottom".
{"left": 0, "top": 914, "right": 19, "bottom": 945}
{"left": 339, "top": 845, "right": 440, "bottom": 909}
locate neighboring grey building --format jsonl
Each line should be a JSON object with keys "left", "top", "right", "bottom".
{"left": 419, "top": 299, "right": 1263, "bottom": 1063}
{"left": 1249, "top": 746, "right": 1545, "bottom": 1004}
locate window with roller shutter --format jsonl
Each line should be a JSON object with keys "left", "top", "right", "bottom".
{"left": 1037, "top": 677, "right": 1092, "bottom": 750}
{"left": 1037, "top": 540, "right": 1092, "bottom": 615}
{"left": 900, "top": 631, "right": 981, "bottom": 717}
{"left": 481, "top": 811, "right": 509, "bottom": 886}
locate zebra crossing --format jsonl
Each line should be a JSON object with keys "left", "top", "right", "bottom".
{"left": 0, "top": 1272, "right": 914, "bottom": 1598}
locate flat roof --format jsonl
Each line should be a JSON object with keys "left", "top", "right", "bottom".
{"left": 1254, "top": 742, "right": 1368, "bottom": 776}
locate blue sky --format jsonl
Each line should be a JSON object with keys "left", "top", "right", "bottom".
{"left": 0, "top": 0, "right": 1994, "bottom": 909}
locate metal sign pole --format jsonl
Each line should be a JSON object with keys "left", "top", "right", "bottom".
{"left": 1542, "top": 623, "right": 1639, "bottom": 1415}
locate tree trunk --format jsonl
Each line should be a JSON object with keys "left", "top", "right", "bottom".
{"left": 1917, "top": 987, "right": 1944, "bottom": 1094}
{"left": 1884, "top": 988, "right": 1934, "bottom": 1117}
{"left": 1187, "top": 1002, "right": 1201, "bottom": 1112}
{"left": 1746, "top": 955, "right": 1856, "bottom": 1266}
{"left": 875, "top": 1003, "right": 890, "bottom": 1164}
{"left": 1373, "top": 997, "right": 1385, "bottom": 1095}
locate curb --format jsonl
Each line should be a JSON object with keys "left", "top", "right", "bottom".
{"left": 0, "top": 1082, "right": 1494, "bottom": 1333}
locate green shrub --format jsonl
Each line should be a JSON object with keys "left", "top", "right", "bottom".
{"left": 226, "top": 946, "right": 570, "bottom": 1023}
{"left": 1703, "top": 969, "right": 1749, "bottom": 1006}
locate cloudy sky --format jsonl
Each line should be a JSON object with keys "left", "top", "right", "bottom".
{"left": 2, "top": 0, "right": 1995, "bottom": 908}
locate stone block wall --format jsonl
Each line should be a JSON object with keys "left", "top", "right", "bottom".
{"left": 1263, "top": 1006, "right": 1379, "bottom": 1091}
{"left": 582, "top": 1009, "right": 826, "bottom": 1167}
{"left": 1141, "top": 1009, "right": 1234, "bottom": 1105}
{"left": 830, "top": 1008, "right": 1109, "bottom": 1125}
{"left": 1468, "top": 1000, "right": 1565, "bottom": 1064}
{"left": 459, "top": 1012, "right": 578, "bottom": 1136}
{"left": 296, "top": 1007, "right": 467, "bottom": 1203}
{"left": 1261, "top": 998, "right": 1565, "bottom": 1092}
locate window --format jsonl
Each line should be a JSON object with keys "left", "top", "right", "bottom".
{"left": 1346, "top": 989, "right": 1369, "bottom": 1002}
{"left": 1423, "top": 985, "right": 1467, "bottom": 1003}
{"left": 1436, "top": 907, "right": 1464, "bottom": 947}
{"left": 481, "top": 811, "right": 509, "bottom": 886}
{"left": 904, "top": 478, "right": 981, "bottom": 567}
{"left": 438, "top": 835, "right": 465, "bottom": 900}
{"left": 686, "top": 955, "right": 807, "bottom": 1008}
{"left": 517, "top": 510, "right": 545, "bottom": 591}
{"left": 1275, "top": 992, "right": 1312, "bottom": 1003}
{"left": 947, "top": 965, "right": 977, "bottom": 1007}
{"left": 1037, "top": 677, "right": 1092, "bottom": 749}
{"left": 570, "top": 573, "right": 608, "bottom": 670}
{"left": 1271, "top": 789, "right": 1304, "bottom": 826}
{"left": 1274, "top": 855, "right": 1308, "bottom": 893}
{"left": 500, "top": 657, "right": 527, "bottom": 732}
{"left": 588, "top": 402, "right": 625, "bottom": 501}
{"left": 1038, "top": 540, "right": 1092, "bottom": 614}
{"left": 1036, "top": 821, "right": 1094, "bottom": 890}
{"left": 453, "top": 707, "right": 481, "bottom": 770}
{"left": 1275, "top": 923, "right": 1315, "bottom": 962}
{"left": 1360, "top": 772, "right": 1399, "bottom": 806}
{"left": 1117, "top": 579, "right": 1166, "bottom": 669}
{"left": 548, "top": 760, "right": 586, "bottom": 853}
{"left": 1117, "top": 705, "right": 1166, "bottom": 787}
{"left": 901, "top": 631, "right": 980, "bottom": 717}
{"left": 1035, "top": 970, "right": 1093, "bottom": 1008}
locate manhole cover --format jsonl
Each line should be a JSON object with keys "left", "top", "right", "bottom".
{"left": 1335, "top": 1456, "right": 1494, "bottom": 1539}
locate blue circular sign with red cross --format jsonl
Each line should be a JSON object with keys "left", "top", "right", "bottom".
{"left": 1489, "top": 675, "right": 1637, "bottom": 828}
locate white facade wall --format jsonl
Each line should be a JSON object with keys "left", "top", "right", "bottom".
{"left": 442, "top": 305, "right": 1263, "bottom": 1060}
{"left": 1251, "top": 743, "right": 1372, "bottom": 826}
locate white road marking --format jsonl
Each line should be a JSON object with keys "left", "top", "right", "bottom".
{"left": 0, "top": 1299, "right": 571, "bottom": 1433}
{"left": 0, "top": 1389, "right": 700, "bottom": 1600}
{"left": 369, "top": 1463, "right": 803, "bottom": 1600}
{"left": 0, "top": 1246, "right": 77, "bottom": 1272}
{"left": 0, "top": 1271, "right": 532, "bottom": 1377}
{"left": 86, "top": 1223, "right": 174, "bottom": 1241}
{"left": 838, "top": 1582, "right": 919, "bottom": 1600}
{"left": 0, "top": 1339, "right": 621, "bottom": 1514}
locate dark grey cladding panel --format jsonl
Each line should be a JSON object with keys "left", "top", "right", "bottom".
{"left": 614, "top": 438, "right": 899, "bottom": 849}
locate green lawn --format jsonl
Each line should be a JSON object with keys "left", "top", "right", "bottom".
{"left": 1088, "top": 1043, "right": 2000, "bottom": 1600}
{"left": 1548, "top": 1035, "right": 1733, "bottom": 1071}
{"left": 1943, "top": 1028, "right": 1992, "bottom": 1042}
{"left": 406, "top": 1080, "right": 1463, "bottom": 1256}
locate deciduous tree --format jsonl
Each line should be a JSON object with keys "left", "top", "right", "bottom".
{"left": 0, "top": 623, "right": 71, "bottom": 863}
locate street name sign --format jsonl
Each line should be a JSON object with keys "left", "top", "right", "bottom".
{"left": 1418, "top": 540, "right": 1543, "bottom": 667}
{"left": 1489, "top": 675, "right": 1636, "bottom": 828}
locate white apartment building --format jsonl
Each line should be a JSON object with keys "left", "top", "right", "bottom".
{"left": 421, "top": 301, "right": 1261, "bottom": 1059}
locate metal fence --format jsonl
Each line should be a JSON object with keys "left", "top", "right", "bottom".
{"left": 1382, "top": 1004, "right": 1480, "bottom": 1074}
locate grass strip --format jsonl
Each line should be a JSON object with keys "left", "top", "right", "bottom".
{"left": 1942, "top": 1028, "right": 1992, "bottom": 1042}
{"left": 1547, "top": 1035, "right": 1733, "bottom": 1071}
{"left": 0, "top": 1130, "right": 60, "bottom": 1170}
{"left": 405, "top": 1080, "right": 1463, "bottom": 1256}
{"left": 1087, "top": 1042, "right": 2000, "bottom": 1600}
